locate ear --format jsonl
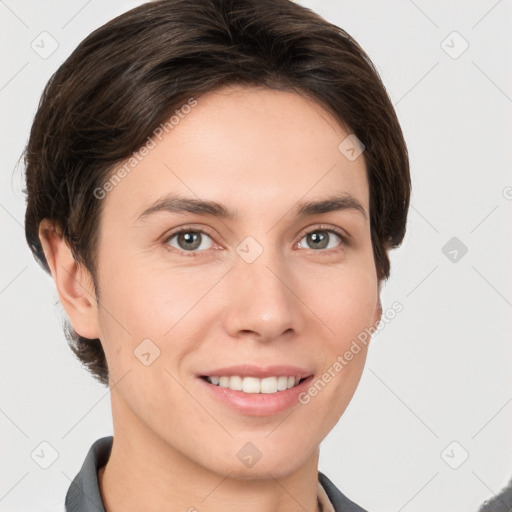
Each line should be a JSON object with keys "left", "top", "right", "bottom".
{"left": 38, "top": 219, "right": 100, "bottom": 340}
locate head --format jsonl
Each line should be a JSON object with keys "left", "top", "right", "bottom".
{"left": 24, "top": 0, "right": 410, "bottom": 478}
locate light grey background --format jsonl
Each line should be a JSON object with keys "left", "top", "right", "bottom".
{"left": 1, "top": 1, "right": 511, "bottom": 511}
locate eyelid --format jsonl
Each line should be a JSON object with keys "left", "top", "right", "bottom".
{"left": 164, "top": 224, "right": 217, "bottom": 240}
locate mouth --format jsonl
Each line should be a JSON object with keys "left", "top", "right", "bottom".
{"left": 196, "top": 366, "right": 315, "bottom": 416}
{"left": 199, "top": 374, "right": 310, "bottom": 394}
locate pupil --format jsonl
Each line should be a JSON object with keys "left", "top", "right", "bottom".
{"left": 179, "top": 232, "right": 201, "bottom": 250}
{"left": 308, "top": 231, "right": 328, "bottom": 249}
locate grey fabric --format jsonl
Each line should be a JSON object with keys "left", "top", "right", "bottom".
{"left": 65, "top": 436, "right": 368, "bottom": 512}
{"left": 65, "top": 437, "right": 110, "bottom": 512}
{"left": 477, "top": 477, "right": 512, "bottom": 512}
{"left": 318, "top": 472, "right": 368, "bottom": 512}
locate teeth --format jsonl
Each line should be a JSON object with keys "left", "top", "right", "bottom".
{"left": 277, "top": 376, "right": 289, "bottom": 391}
{"left": 206, "top": 375, "right": 301, "bottom": 394}
{"left": 229, "top": 375, "right": 242, "bottom": 390}
{"left": 243, "top": 377, "right": 261, "bottom": 393}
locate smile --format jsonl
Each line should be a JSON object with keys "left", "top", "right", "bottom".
{"left": 201, "top": 375, "right": 307, "bottom": 394}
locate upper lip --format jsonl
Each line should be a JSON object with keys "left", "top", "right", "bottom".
{"left": 198, "top": 364, "right": 314, "bottom": 379}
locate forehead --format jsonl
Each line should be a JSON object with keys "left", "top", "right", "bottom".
{"left": 101, "top": 84, "right": 369, "bottom": 223}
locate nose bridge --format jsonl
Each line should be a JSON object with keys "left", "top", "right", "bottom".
{"left": 223, "top": 241, "right": 298, "bottom": 341}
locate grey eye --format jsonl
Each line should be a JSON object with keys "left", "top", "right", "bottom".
{"left": 298, "top": 230, "right": 342, "bottom": 250}
{"left": 167, "top": 230, "right": 214, "bottom": 252}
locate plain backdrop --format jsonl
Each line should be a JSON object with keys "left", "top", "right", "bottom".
{"left": 1, "top": 1, "right": 511, "bottom": 511}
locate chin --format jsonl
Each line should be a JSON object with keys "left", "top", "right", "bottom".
{"left": 206, "top": 439, "right": 315, "bottom": 481}
{"left": 221, "top": 458, "right": 307, "bottom": 481}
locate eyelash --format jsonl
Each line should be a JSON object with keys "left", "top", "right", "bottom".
{"left": 162, "top": 224, "right": 350, "bottom": 258}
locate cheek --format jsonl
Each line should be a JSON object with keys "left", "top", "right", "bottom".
{"left": 98, "top": 260, "right": 187, "bottom": 331}
{"left": 294, "top": 269, "right": 377, "bottom": 439}
{"left": 305, "top": 265, "right": 379, "bottom": 346}
{"left": 98, "top": 253, "right": 378, "bottom": 357}
{"left": 96, "top": 261, "right": 222, "bottom": 370}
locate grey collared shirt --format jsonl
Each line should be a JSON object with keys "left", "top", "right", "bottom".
{"left": 65, "top": 436, "right": 368, "bottom": 512}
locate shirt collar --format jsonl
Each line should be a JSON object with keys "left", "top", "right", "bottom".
{"left": 65, "top": 436, "right": 110, "bottom": 512}
{"left": 317, "top": 475, "right": 336, "bottom": 512}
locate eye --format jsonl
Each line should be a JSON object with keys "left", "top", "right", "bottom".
{"left": 164, "top": 228, "right": 215, "bottom": 254}
{"left": 163, "top": 224, "right": 349, "bottom": 257}
{"left": 296, "top": 227, "right": 347, "bottom": 252}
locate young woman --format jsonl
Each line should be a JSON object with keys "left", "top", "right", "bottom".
{"left": 23, "top": 0, "right": 410, "bottom": 510}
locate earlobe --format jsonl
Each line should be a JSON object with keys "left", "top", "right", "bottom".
{"left": 38, "top": 219, "right": 100, "bottom": 340}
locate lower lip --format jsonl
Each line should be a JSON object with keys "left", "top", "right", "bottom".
{"left": 198, "top": 375, "right": 314, "bottom": 417}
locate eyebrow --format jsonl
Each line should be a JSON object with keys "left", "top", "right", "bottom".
{"left": 135, "top": 193, "right": 367, "bottom": 223}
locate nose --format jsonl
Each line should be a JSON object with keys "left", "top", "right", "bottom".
{"left": 222, "top": 251, "right": 302, "bottom": 343}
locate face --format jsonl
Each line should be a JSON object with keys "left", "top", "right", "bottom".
{"left": 80, "top": 85, "right": 381, "bottom": 478}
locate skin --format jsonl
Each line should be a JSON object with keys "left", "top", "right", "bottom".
{"left": 39, "top": 84, "right": 382, "bottom": 512}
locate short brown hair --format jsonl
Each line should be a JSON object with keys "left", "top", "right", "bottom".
{"left": 23, "top": 0, "right": 411, "bottom": 387}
